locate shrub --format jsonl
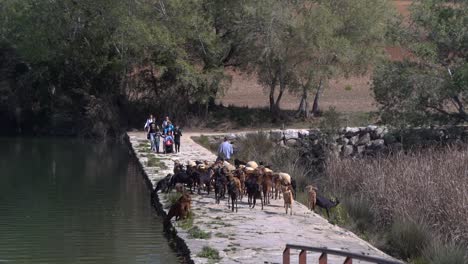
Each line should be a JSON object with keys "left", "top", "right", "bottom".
{"left": 197, "top": 246, "right": 220, "bottom": 260}
{"left": 344, "top": 84, "right": 353, "bottom": 91}
{"left": 319, "top": 106, "right": 343, "bottom": 139}
{"left": 326, "top": 146, "right": 468, "bottom": 244}
{"left": 188, "top": 226, "right": 211, "bottom": 239}
{"left": 234, "top": 132, "right": 275, "bottom": 162}
{"left": 422, "top": 240, "right": 467, "bottom": 264}
{"left": 343, "top": 196, "right": 375, "bottom": 232}
{"left": 387, "top": 218, "right": 431, "bottom": 260}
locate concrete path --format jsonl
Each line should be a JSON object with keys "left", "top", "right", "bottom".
{"left": 128, "top": 132, "right": 399, "bottom": 264}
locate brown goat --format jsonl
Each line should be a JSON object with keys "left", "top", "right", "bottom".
{"left": 305, "top": 185, "right": 318, "bottom": 211}
{"left": 261, "top": 169, "right": 273, "bottom": 205}
{"left": 175, "top": 183, "right": 184, "bottom": 193}
{"left": 282, "top": 186, "right": 294, "bottom": 215}
{"left": 166, "top": 193, "right": 192, "bottom": 221}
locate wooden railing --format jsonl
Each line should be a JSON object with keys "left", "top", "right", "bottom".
{"left": 283, "top": 244, "right": 404, "bottom": 264}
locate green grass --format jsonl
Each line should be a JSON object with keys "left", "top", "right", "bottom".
{"left": 192, "top": 135, "right": 218, "bottom": 153}
{"left": 197, "top": 246, "right": 220, "bottom": 260}
{"left": 215, "top": 232, "right": 229, "bottom": 238}
{"left": 164, "top": 192, "right": 182, "bottom": 208}
{"left": 188, "top": 226, "right": 211, "bottom": 239}
{"left": 137, "top": 147, "right": 151, "bottom": 153}
{"left": 178, "top": 212, "right": 194, "bottom": 230}
{"left": 147, "top": 156, "right": 167, "bottom": 169}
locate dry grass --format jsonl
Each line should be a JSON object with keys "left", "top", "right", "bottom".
{"left": 326, "top": 146, "right": 468, "bottom": 246}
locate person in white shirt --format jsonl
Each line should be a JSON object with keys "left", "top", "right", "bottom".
{"left": 144, "top": 114, "right": 155, "bottom": 132}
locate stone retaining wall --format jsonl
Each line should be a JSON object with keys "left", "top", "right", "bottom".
{"left": 203, "top": 125, "right": 468, "bottom": 157}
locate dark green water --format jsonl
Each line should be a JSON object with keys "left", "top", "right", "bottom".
{"left": 0, "top": 138, "right": 180, "bottom": 264}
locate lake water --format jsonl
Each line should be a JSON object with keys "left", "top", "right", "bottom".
{"left": 0, "top": 138, "right": 180, "bottom": 264}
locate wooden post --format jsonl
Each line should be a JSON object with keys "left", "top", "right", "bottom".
{"left": 283, "top": 247, "right": 290, "bottom": 264}
{"left": 299, "top": 249, "right": 307, "bottom": 264}
{"left": 343, "top": 257, "right": 353, "bottom": 264}
{"left": 319, "top": 253, "right": 327, "bottom": 264}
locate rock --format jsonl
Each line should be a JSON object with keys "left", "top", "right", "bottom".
{"left": 342, "top": 145, "right": 354, "bottom": 156}
{"left": 375, "top": 127, "right": 386, "bottom": 137}
{"left": 270, "top": 131, "right": 283, "bottom": 141}
{"left": 357, "top": 145, "right": 366, "bottom": 154}
{"left": 345, "top": 127, "right": 360, "bottom": 133}
{"left": 369, "top": 139, "right": 385, "bottom": 151}
{"left": 350, "top": 135, "right": 359, "bottom": 145}
{"left": 367, "top": 125, "right": 378, "bottom": 131}
{"left": 336, "top": 136, "right": 348, "bottom": 145}
{"left": 357, "top": 133, "right": 371, "bottom": 145}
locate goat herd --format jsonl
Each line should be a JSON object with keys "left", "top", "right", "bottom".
{"left": 155, "top": 158, "right": 340, "bottom": 223}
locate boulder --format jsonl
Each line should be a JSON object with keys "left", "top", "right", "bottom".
{"left": 357, "top": 145, "right": 366, "bottom": 154}
{"left": 357, "top": 133, "right": 371, "bottom": 145}
{"left": 342, "top": 145, "right": 354, "bottom": 156}
{"left": 350, "top": 135, "right": 359, "bottom": 145}
{"left": 375, "top": 127, "right": 386, "bottom": 138}
{"left": 366, "top": 125, "right": 378, "bottom": 131}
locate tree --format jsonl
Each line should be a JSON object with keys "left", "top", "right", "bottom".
{"left": 292, "top": 0, "right": 394, "bottom": 118}
{"left": 0, "top": 0, "right": 230, "bottom": 136}
{"left": 372, "top": 0, "right": 468, "bottom": 125}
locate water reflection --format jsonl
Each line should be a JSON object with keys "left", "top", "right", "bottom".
{"left": 0, "top": 138, "right": 180, "bottom": 264}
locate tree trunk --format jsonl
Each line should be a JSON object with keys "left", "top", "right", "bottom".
{"left": 311, "top": 79, "right": 323, "bottom": 116}
{"left": 296, "top": 85, "right": 310, "bottom": 118}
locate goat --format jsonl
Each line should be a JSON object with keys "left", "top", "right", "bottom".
{"left": 282, "top": 186, "right": 294, "bottom": 215}
{"left": 261, "top": 168, "right": 273, "bottom": 205}
{"left": 175, "top": 183, "right": 184, "bottom": 193}
{"left": 246, "top": 161, "right": 258, "bottom": 169}
{"left": 227, "top": 180, "right": 239, "bottom": 212}
{"left": 173, "top": 163, "right": 184, "bottom": 175}
{"left": 154, "top": 174, "right": 172, "bottom": 193}
{"left": 169, "top": 170, "right": 194, "bottom": 194}
{"left": 234, "top": 158, "right": 247, "bottom": 168}
{"left": 165, "top": 193, "right": 192, "bottom": 222}
{"left": 198, "top": 167, "right": 213, "bottom": 195}
{"left": 316, "top": 195, "right": 340, "bottom": 218}
{"left": 291, "top": 178, "right": 297, "bottom": 199}
{"left": 305, "top": 185, "right": 318, "bottom": 211}
{"left": 245, "top": 176, "right": 263, "bottom": 210}
{"left": 214, "top": 168, "right": 227, "bottom": 204}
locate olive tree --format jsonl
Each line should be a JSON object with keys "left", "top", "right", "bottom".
{"left": 373, "top": 0, "right": 468, "bottom": 125}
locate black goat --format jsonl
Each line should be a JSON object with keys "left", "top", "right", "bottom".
{"left": 316, "top": 195, "right": 340, "bottom": 218}
{"left": 155, "top": 174, "right": 172, "bottom": 193}
{"left": 169, "top": 171, "right": 194, "bottom": 194}
{"left": 214, "top": 168, "right": 227, "bottom": 204}
{"left": 227, "top": 180, "right": 239, "bottom": 212}
{"left": 291, "top": 178, "right": 297, "bottom": 199}
{"left": 234, "top": 158, "right": 247, "bottom": 168}
{"left": 245, "top": 177, "right": 263, "bottom": 210}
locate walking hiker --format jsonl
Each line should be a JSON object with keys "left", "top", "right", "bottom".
{"left": 153, "top": 126, "right": 162, "bottom": 153}
{"left": 218, "top": 137, "right": 233, "bottom": 161}
{"left": 144, "top": 114, "right": 155, "bottom": 132}
{"left": 173, "top": 126, "right": 182, "bottom": 153}
{"left": 148, "top": 123, "right": 159, "bottom": 152}
{"left": 162, "top": 116, "right": 170, "bottom": 134}
{"left": 164, "top": 121, "right": 174, "bottom": 135}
